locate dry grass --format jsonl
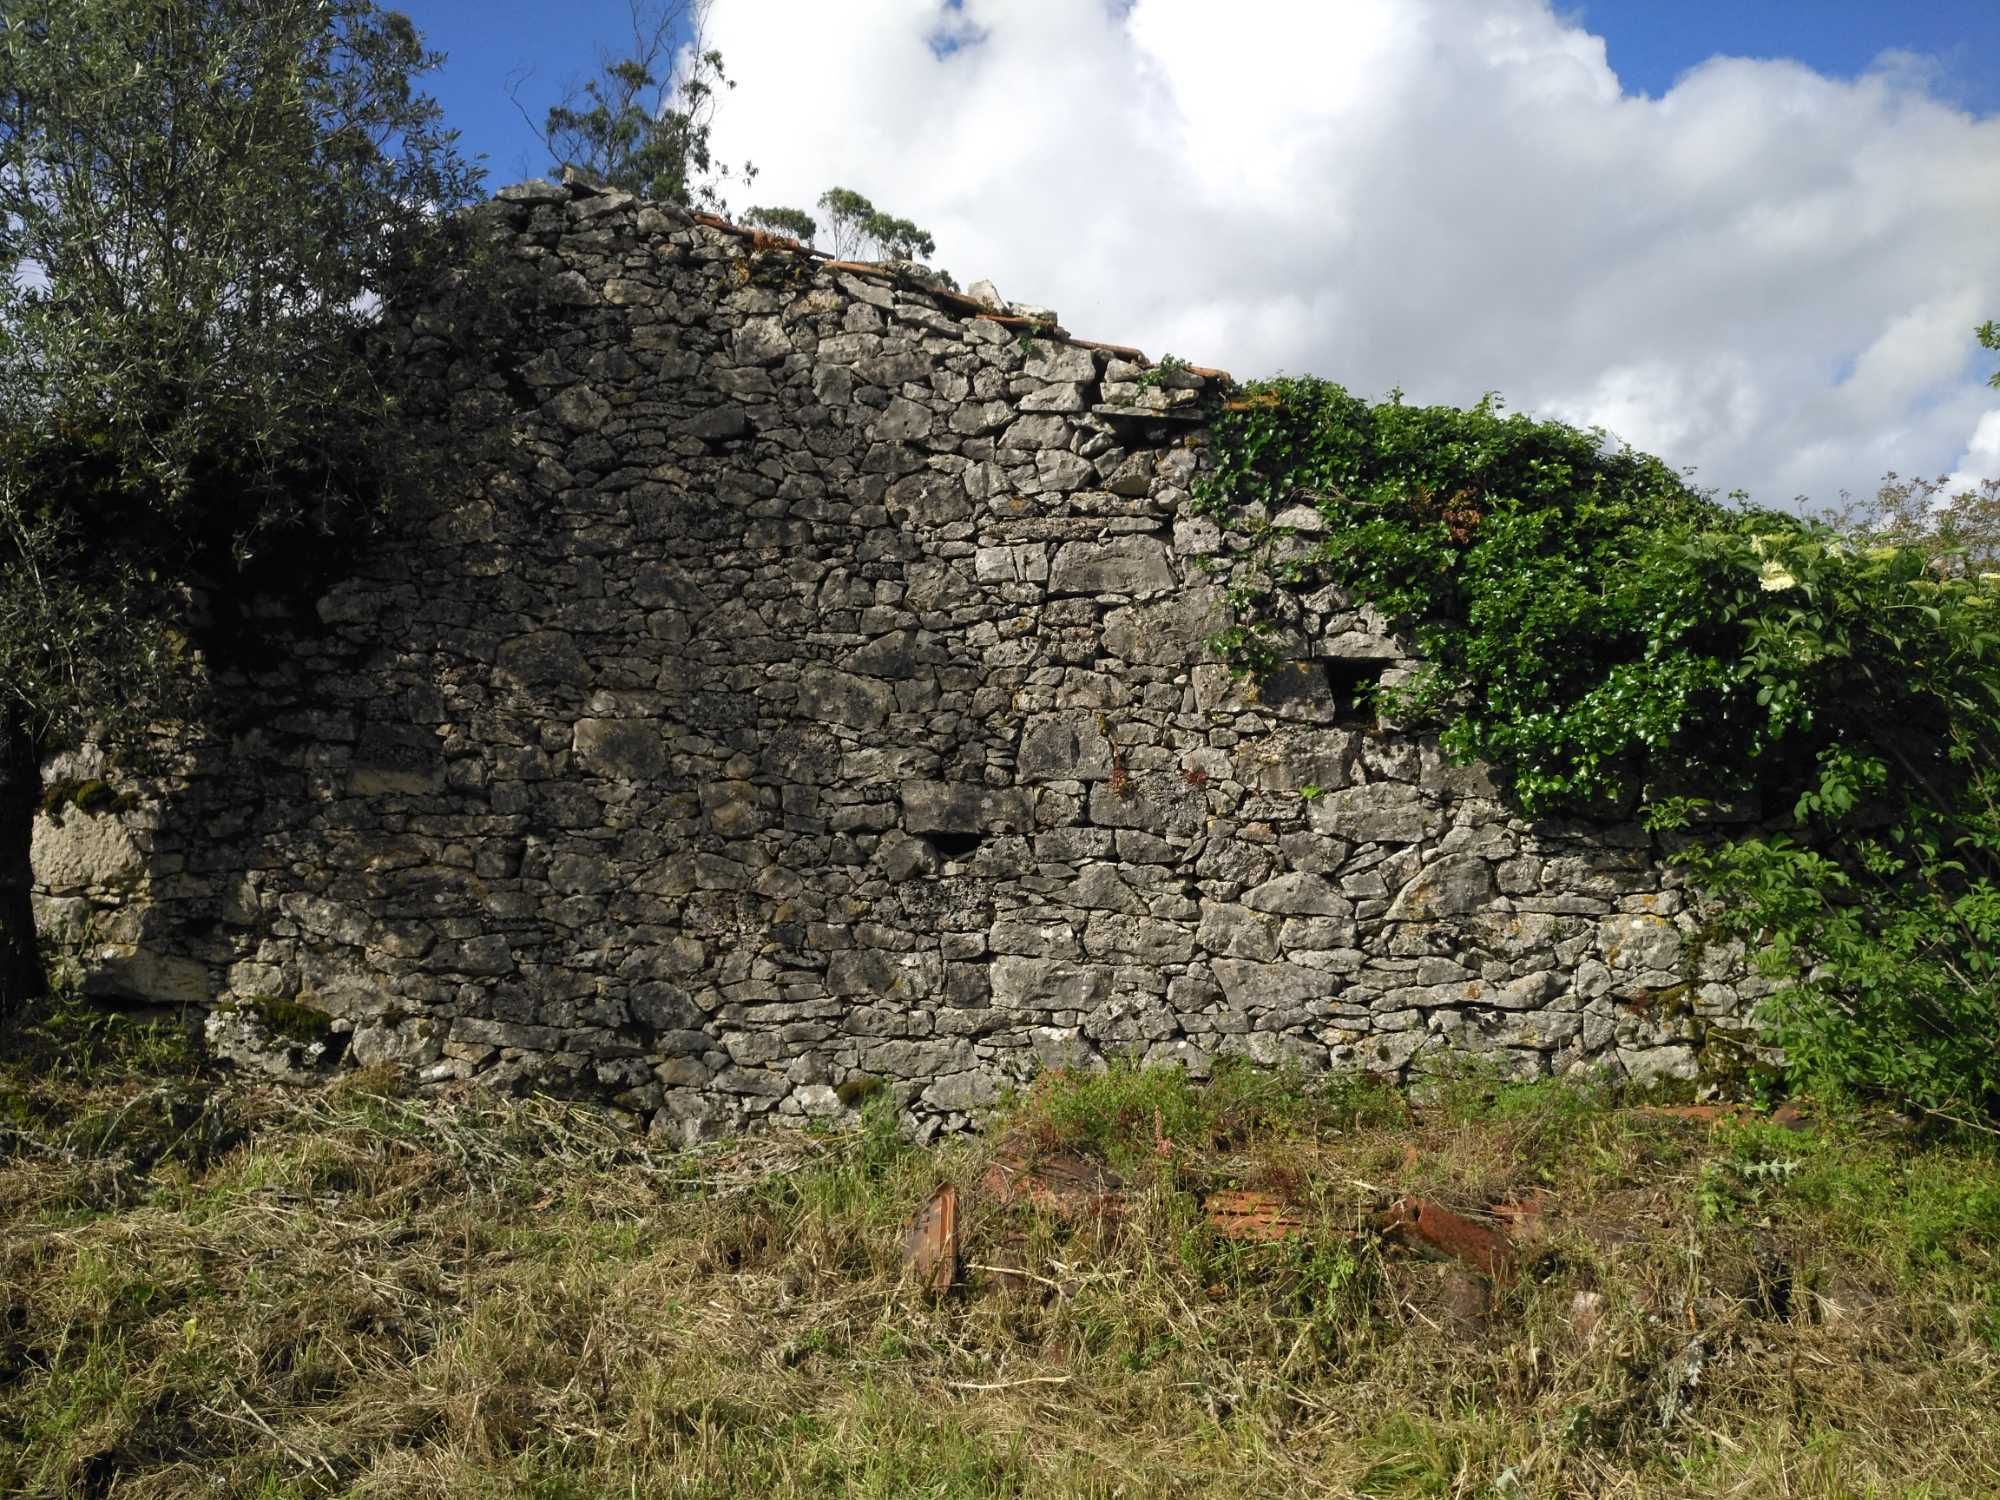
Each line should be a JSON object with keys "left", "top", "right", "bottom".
{"left": 3, "top": 1020, "right": 2000, "bottom": 1498}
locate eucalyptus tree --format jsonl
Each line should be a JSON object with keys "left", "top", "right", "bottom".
{"left": 743, "top": 206, "right": 818, "bottom": 244}
{"left": 0, "top": 0, "right": 482, "bottom": 1013}
{"left": 524, "top": 0, "right": 754, "bottom": 211}
{"left": 815, "top": 187, "right": 936, "bottom": 262}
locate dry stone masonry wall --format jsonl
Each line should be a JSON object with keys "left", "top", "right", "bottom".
{"left": 31, "top": 179, "right": 1760, "bottom": 1140}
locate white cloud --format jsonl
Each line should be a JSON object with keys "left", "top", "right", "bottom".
{"left": 700, "top": 0, "right": 2000, "bottom": 510}
{"left": 1943, "top": 408, "right": 2000, "bottom": 500}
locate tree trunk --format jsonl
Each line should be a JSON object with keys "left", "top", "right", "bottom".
{"left": 0, "top": 709, "right": 46, "bottom": 1020}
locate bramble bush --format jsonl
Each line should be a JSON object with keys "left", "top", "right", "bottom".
{"left": 1192, "top": 378, "right": 2000, "bottom": 1121}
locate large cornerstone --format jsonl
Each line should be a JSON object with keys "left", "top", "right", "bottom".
{"left": 31, "top": 179, "right": 1760, "bottom": 1139}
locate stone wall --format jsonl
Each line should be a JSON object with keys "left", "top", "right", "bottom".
{"left": 29, "top": 178, "right": 1758, "bottom": 1139}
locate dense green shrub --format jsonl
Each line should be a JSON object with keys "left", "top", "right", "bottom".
{"left": 1193, "top": 379, "right": 2000, "bottom": 1119}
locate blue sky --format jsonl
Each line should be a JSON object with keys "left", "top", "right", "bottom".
{"left": 405, "top": 1, "right": 1999, "bottom": 187}
{"left": 1579, "top": 1, "right": 1998, "bottom": 111}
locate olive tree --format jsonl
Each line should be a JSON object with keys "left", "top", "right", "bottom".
{"left": 0, "top": 0, "right": 482, "bottom": 1014}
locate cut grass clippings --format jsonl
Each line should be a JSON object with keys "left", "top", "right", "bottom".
{"left": 3, "top": 1029, "right": 1999, "bottom": 1497}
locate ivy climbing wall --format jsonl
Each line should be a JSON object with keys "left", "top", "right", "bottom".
{"left": 28, "top": 177, "right": 1759, "bottom": 1139}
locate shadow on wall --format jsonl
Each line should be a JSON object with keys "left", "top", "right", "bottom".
{"left": 24, "top": 355, "right": 863, "bottom": 1114}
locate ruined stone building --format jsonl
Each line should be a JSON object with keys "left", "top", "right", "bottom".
{"left": 30, "top": 179, "right": 1751, "bottom": 1140}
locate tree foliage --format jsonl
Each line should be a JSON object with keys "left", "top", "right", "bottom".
{"left": 743, "top": 205, "right": 817, "bottom": 244}
{"left": 1824, "top": 471, "right": 2000, "bottom": 576}
{"left": 0, "top": 0, "right": 481, "bottom": 738}
{"left": 815, "top": 186, "right": 936, "bottom": 262}
{"left": 0, "top": 0, "right": 483, "bottom": 1006}
{"left": 1195, "top": 379, "right": 2000, "bottom": 1119}
{"left": 525, "top": 0, "right": 750, "bottom": 211}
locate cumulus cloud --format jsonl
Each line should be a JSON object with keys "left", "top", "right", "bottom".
{"left": 701, "top": 0, "right": 2000, "bottom": 510}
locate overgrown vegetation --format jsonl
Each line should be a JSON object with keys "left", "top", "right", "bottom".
{"left": 3, "top": 1044, "right": 1997, "bottom": 1498}
{"left": 0, "top": 0, "right": 486, "bottom": 1017}
{"left": 1192, "top": 376, "right": 2000, "bottom": 1125}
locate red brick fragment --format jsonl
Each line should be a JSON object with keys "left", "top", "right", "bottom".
{"left": 1204, "top": 1190, "right": 1308, "bottom": 1242}
{"left": 902, "top": 1183, "right": 958, "bottom": 1294}
{"left": 1377, "top": 1196, "right": 1515, "bottom": 1280}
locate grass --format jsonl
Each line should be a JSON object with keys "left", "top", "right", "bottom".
{"left": 3, "top": 1007, "right": 2000, "bottom": 1497}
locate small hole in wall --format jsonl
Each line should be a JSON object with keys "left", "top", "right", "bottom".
{"left": 922, "top": 831, "right": 984, "bottom": 860}
{"left": 1321, "top": 658, "right": 1390, "bottom": 726}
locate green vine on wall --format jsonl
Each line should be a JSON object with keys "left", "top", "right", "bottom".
{"left": 1192, "top": 377, "right": 2000, "bottom": 1121}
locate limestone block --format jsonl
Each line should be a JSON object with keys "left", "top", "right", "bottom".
{"left": 572, "top": 718, "right": 668, "bottom": 779}
{"left": 32, "top": 812, "right": 143, "bottom": 895}
{"left": 350, "top": 1015, "right": 444, "bottom": 1070}
{"left": 826, "top": 948, "right": 944, "bottom": 1002}
{"left": 83, "top": 947, "right": 211, "bottom": 1004}
{"left": 1212, "top": 958, "right": 1327, "bottom": 1011}
{"left": 1048, "top": 536, "right": 1176, "bottom": 596}
{"left": 871, "top": 395, "right": 934, "bottom": 442}
{"left": 30, "top": 894, "right": 92, "bottom": 944}
{"left": 858, "top": 351, "right": 930, "bottom": 385}
{"left": 899, "top": 781, "right": 1032, "bottom": 834}
{"left": 1387, "top": 854, "right": 1498, "bottom": 920}
{"left": 800, "top": 669, "right": 895, "bottom": 733}
{"left": 548, "top": 384, "right": 610, "bottom": 432}
{"left": 1029, "top": 1026, "right": 1101, "bottom": 1070}
{"left": 974, "top": 544, "right": 1049, "bottom": 584}
{"left": 206, "top": 1005, "right": 336, "bottom": 1079}
{"left": 950, "top": 399, "right": 1014, "bottom": 433}
{"left": 1036, "top": 451, "right": 1095, "bottom": 491}
{"left": 1084, "top": 995, "right": 1179, "bottom": 1045}
{"left": 678, "top": 404, "right": 750, "bottom": 440}
{"left": 732, "top": 317, "right": 791, "bottom": 365}
{"left": 1242, "top": 872, "right": 1352, "bottom": 918}
{"left": 1310, "top": 783, "right": 1426, "bottom": 845}
{"left": 498, "top": 630, "right": 588, "bottom": 690}
{"left": 990, "top": 916, "right": 1081, "bottom": 958}
{"left": 991, "top": 955, "right": 1112, "bottom": 1010}
{"left": 1065, "top": 864, "right": 1146, "bottom": 914}
{"left": 1080, "top": 912, "right": 1196, "bottom": 965}
{"left": 700, "top": 780, "right": 769, "bottom": 837}
{"left": 1617, "top": 1044, "right": 1698, "bottom": 1083}
{"left": 885, "top": 469, "right": 970, "bottom": 524}
{"left": 1599, "top": 913, "right": 1683, "bottom": 971}
{"left": 923, "top": 1071, "right": 1000, "bottom": 1113}
{"left": 1017, "top": 715, "right": 1114, "bottom": 782}
{"left": 1023, "top": 343, "right": 1097, "bottom": 382}
{"left": 1099, "top": 587, "right": 1228, "bottom": 666}
{"left": 1197, "top": 903, "right": 1282, "bottom": 962}
{"left": 1019, "top": 382, "right": 1089, "bottom": 413}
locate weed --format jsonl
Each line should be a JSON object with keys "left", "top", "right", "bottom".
{"left": 1, "top": 1064, "right": 1997, "bottom": 1497}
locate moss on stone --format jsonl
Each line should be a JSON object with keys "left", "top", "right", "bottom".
{"left": 835, "top": 1074, "right": 886, "bottom": 1109}
{"left": 37, "top": 777, "right": 134, "bottom": 823}
{"left": 243, "top": 997, "right": 337, "bottom": 1047}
